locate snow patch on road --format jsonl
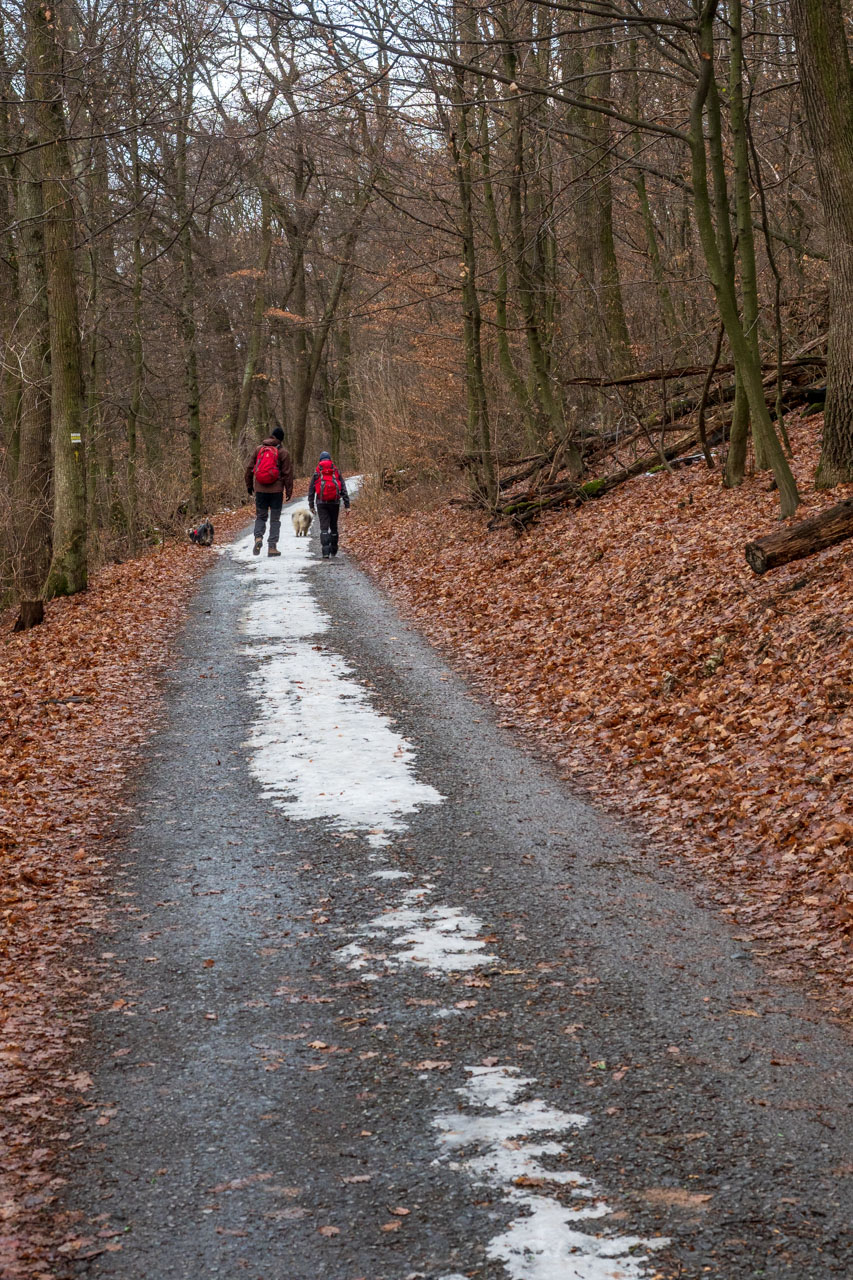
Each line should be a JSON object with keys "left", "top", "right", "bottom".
{"left": 435, "top": 1065, "right": 668, "bottom": 1280}
{"left": 228, "top": 513, "right": 443, "bottom": 845}
{"left": 337, "top": 883, "right": 499, "bottom": 974}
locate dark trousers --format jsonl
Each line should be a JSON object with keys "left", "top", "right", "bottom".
{"left": 316, "top": 501, "right": 340, "bottom": 556}
{"left": 253, "top": 492, "right": 282, "bottom": 546}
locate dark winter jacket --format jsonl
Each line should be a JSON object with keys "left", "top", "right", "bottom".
{"left": 245, "top": 438, "right": 294, "bottom": 499}
{"left": 308, "top": 462, "right": 349, "bottom": 510}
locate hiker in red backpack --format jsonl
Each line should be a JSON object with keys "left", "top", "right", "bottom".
{"left": 308, "top": 451, "right": 350, "bottom": 559}
{"left": 245, "top": 425, "right": 294, "bottom": 557}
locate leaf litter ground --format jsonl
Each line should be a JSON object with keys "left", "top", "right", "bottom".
{"left": 349, "top": 418, "right": 852, "bottom": 1021}
{"left": 0, "top": 509, "right": 248, "bottom": 1278}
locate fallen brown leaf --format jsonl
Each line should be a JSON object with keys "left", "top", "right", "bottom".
{"left": 641, "top": 1189, "right": 713, "bottom": 1208}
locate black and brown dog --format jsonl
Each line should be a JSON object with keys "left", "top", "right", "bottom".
{"left": 189, "top": 520, "right": 214, "bottom": 546}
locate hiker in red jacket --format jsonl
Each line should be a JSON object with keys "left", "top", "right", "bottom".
{"left": 308, "top": 451, "right": 350, "bottom": 559}
{"left": 245, "top": 426, "right": 294, "bottom": 557}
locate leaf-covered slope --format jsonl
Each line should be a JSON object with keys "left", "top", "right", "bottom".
{"left": 349, "top": 424, "right": 852, "bottom": 1011}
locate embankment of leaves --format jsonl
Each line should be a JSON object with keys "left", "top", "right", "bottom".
{"left": 0, "top": 508, "right": 249, "bottom": 1277}
{"left": 349, "top": 419, "right": 852, "bottom": 1017}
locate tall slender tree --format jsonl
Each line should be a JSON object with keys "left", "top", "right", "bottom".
{"left": 790, "top": 0, "right": 853, "bottom": 486}
{"left": 35, "top": 0, "right": 87, "bottom": 597}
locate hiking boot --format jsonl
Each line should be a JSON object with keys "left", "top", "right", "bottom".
{"left": 253, "top": 537, "right": 262, "bottom": 556}
{"left": 268, "top": 546, "right": 281, "bottom": 557}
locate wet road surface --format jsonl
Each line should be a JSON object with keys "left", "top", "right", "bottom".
{"left": 63, "top": 505, "right": 853, "bottom": 1279}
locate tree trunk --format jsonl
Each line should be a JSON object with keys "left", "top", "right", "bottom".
{"left": 561, "top": 21, "right": 631, "bottom": 376}
{"left": 0, "top": 14, "right": 20, "bottom": 487}
{"left": 322, "top": 307, "right": 355, "bottom": 459}
{"left": 66, "top": 11, "right": 112, "bottom": 548}
{"left": 175, "top": 77, "right": 203, "bottom": 513}
{"left": 450, "top": 6, "right": 495, "bottom": 502}
{"left": 745, "top": 499, "right": 853, "bottom": 573}
{"left": 13, "top": 142, "right": 52, "bottom": 626}
{"left": 586, "top": 36, "right": 633, "bottom": 375}
{"left": 126, "top": 134, "right": 144, "bottom": 552}
{"left": 36, "top": 0, "right": 87, "bottom": 598}
{"left": 234, "top": 188, "right": 273, "bottom": 449}
{"left": 13, "top": 600, "right": 45, "bottom": 631}
{"left": 724, "top": 374, "right": 749, "bottom": 488}
{"left": 688, "top": 2, "right": 799, "bottom": 518}
{"left": 288, "top": 187, "right": 372, "bottom": 471}
{"left": 477, "top": 97, "right": 538, "bottom": 445}
{"left": 728, "top": 0, "right": 768, "bottom": 472}
{"left": 789, "top": 0, "right": 853, "bottom": 486}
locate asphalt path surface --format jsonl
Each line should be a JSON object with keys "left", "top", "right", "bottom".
{"left": 63, "top": 500, "right": 853, "bottom": 1280}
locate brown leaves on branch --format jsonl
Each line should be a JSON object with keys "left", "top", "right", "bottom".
{"left": 349, "top": 416, "right": 853, "bottom": 1014}
{"left": 0, "top": 507, "right": 249, "bottom": 1276}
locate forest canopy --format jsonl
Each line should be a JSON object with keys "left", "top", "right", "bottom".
{"left": 1, "top": 0, "right": 851, "bottom": 623}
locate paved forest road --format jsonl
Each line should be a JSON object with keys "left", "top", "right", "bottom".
{"left": 63, "top": 504, "right": 852, "bottom": 1280}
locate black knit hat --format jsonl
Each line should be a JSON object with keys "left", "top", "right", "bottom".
{"left": 271, "top": 426, "right": 284, "bottom": 442}
{"left": 319, "top": 450, "right": 331, "bottom": 460}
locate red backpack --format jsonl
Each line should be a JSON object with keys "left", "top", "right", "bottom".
{"left": 316, "top": 459, "right": 342, "bottom": 502}
{"left": 253, "top": 444, "right": 280, "bottom": 486}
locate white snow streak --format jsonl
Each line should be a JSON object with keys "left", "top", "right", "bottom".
{"left": 435, "top": 1066, "right": 669, "bottom": 1280}
{"left": 228, "top": 496, "right": 667, "bottom": 1280}
{"left": 337, "top": 883, "right": 499, "bottom": 974}
{"left": 228, "top": 501, "right": 442, "bottom": 845}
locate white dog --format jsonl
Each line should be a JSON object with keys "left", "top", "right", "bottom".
{"left": 292, "top": 509, "right": 313, "bottom": 537}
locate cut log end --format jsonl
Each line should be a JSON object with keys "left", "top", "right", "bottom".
{"left": 745, "top": 498, "right": 853, "bottom": 575}
{"left": 744, "top": 541, "right": 769, "bottom": 575}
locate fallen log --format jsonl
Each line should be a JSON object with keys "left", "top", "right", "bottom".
{"left": 504, "top": 373, "right": 818, "bottom": 512}
{"left": 563, "top": 354, "right": 824, "bottom": 389}
{"left": 745, "top": 499, "right": 853, "bottom": 574}
{"left": 493, "top": 423, "right": 722, "bottom": 527}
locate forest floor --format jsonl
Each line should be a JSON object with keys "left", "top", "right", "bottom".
{"left": 1, "top": 428, "right": 851, "bottom": 1275}
{"left": 348, "top": 414, "right": 853, "bottom": 1020}
{"left": 0, "top": 507, "right": 250, "bottom": 1278}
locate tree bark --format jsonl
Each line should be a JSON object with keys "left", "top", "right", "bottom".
{"left": 725, "top": 373, "right": 749, "bottom": 488}
{"left": 688, "top": 2, "right": 799, "bottom": 518}
{"left": 745, "top": 499, "right": 853, "bottom": 574}
{"left": 36, "top": 0, "right": 87, "bottom": 598}
{"left": 174, "top": 74, "right": 203, "bottom": 513}
{"left": 561, "top": 20, "right": 632, "bottom": 376}
{"left": 0, "top": 14, "right": 20, "bottom": 486}
{"left": 447, "top": 1, "right": 494, "bottom": 500}
{"left": 789, "top": 0, "right": 853, "bottom": 486}
{"left": 234, "top": 188, "right": 273, "bottom": 450}
{"left": 477, "top": 97, "right": 537, "bottom": 445}
{"left": 13, "top": 141, "right": 52, "bottom": 625}
{"left": 728, "top": 0, "right": 765, "bottom": 474}
{"left": 126, "top": 125, "right": 144, "bottom": 551}
{"left": 585, "top": 34, "right": 634, "bottom": 375}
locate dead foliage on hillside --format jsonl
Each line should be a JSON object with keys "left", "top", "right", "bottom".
{"left": 0, "top": 509, "right": 248, "bottom": 1278}
{"left": 349, "top": 419, "right": 853, "bottom": 1016}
